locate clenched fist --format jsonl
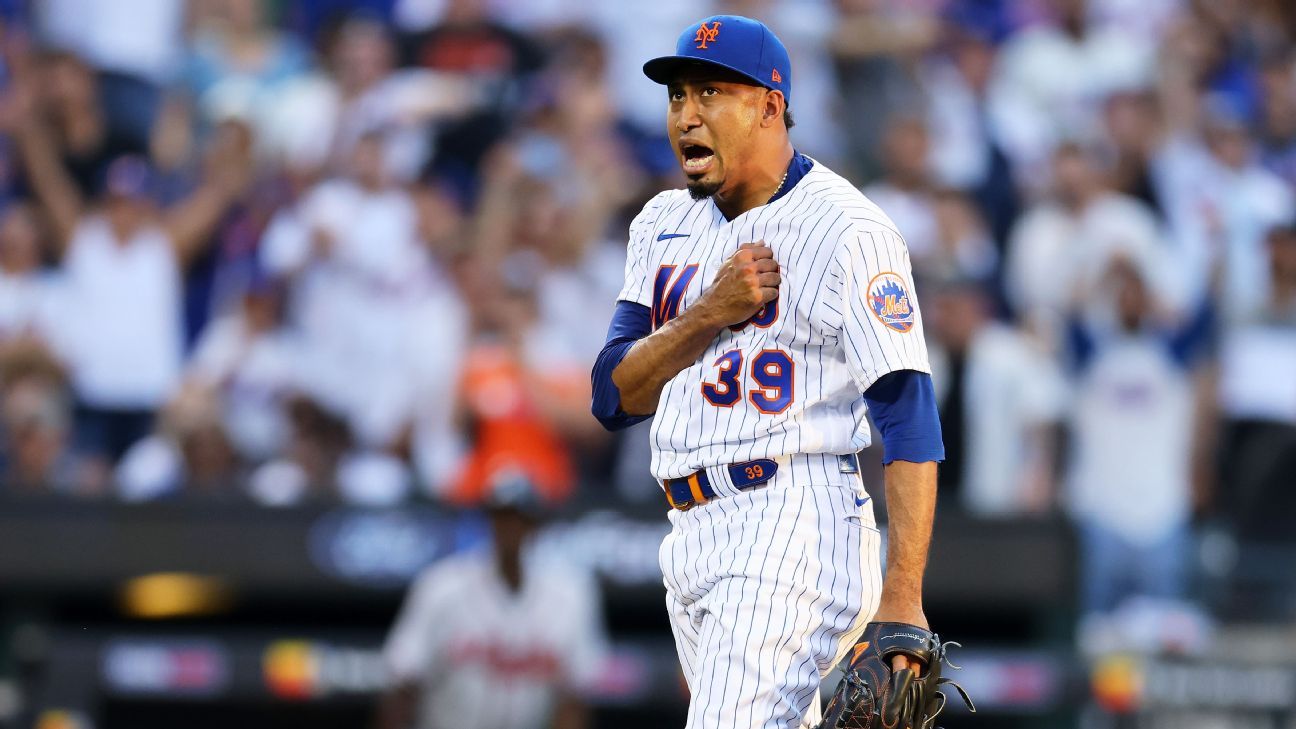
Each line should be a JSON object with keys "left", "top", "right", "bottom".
{"left": 698, "top": 242, "right": 781, "bottom": 328}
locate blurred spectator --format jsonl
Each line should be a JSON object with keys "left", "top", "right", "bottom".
{"left": 1172, "top": 1, "right": 1272, "bottom": 122}
{"left": 397, "top": 183, "right": 471, "bottom": 492}
{"left": 324, "top": 16, "right": 405, "bottom": 170}
{"left": 863, "top": 116, "right": 997, "bottom": 281}
{"left": 863, "top": 116, "right": 940, "bottom": 263}
{"left": 400, "top": 0, "right": 542, "bottom": 108}
{"left": 186, "top": 274, "right": 299, "bottom": 462}
{"left": 1100, "top": 90, "right": 1167, "bottom": 219}
{"left": 469, "top": 39, "right": 637, "bottom": 260}
{"left": 444, "top": 262, "right": 574, "bottom": 506}
{"left": 0, "top": 202, "right": 59, "bottom": 342}
{"left": 923, "top": 21, "right": 1021, "bottom": 248}
{"left": 830, "top": 0, "right": 938, "bottom": 180}
{"left": 1004, "top": 143, "right": 1173, "bottom": 347}
{"left": 1064, "top": 254, "right": 1213, "bottom": 617}
{"left": 380, "top": 474, "right": 606, "bottom": 729}
{"left": 326, "top": 14, "right": 449, "bottom": 179}
{"left": 13, "top": 89, "right": 250, "bottom": 465}
{"left": 35, "top": 0, "right": 181, "bottom": 84}
{"left": 928, "top": 277, "right": 1065, "bottom": 515}
{"left": 455, "top": 73, "right": 637, "bottom": 477}
{"left": 247, "top": 394, "right": 349, "bottom": 505}
{"left": 1216, "top": 223, "right": 1296, "bottom": 544}
{"left": 20, "top": 50, "right": 142, "bottom": 198}
{"left": 932, "top": 190, "right": 1000, "bottom": 283}
{"left": 1159, "top": 96, "right": 1296, "bottom": 322}
{"left": 988, "top": 0, "right": 1154, "bottom": 183}
{"left": 1259, "top": 221, "right": 1296, "bottom": 323}
{"left": 115, "top": 383, "right": 244, "bottom": 501}
{"left": 248, "top": 394, "right": 412, "bottom": 507}
{"left": 467, "top": 75, "right": 637, "bottom": 462}
{"left": 255, "top": 13, "right": 475, "bottom": 179}
{"left": 176, "top": 119, "right": 279, "bottom": 340}
{"left": 182, "top": 0, "right": 313, "bottom": 130}
{"left": 262, "top": 132, "right": 446, "bottom": 451}
{"left": 1256, "top": 50, "right": 1296, "bottom": 188}
{"left": 0, "top": 343, "right": 82, "bottom": 495}
{"left": 529, "top": 223, "right": 626, "bottom": 456}
{"left": 291, "top": 0, "right": 402, "bottom": 41}
{"left": 33, "top": 0, "right": 182, "bottom": 143}
{"left": 400, "top": 0, "right": 544, "bottom": 189}
{"left": 1088, "top": 0, "right": 1181, "bottom": 39}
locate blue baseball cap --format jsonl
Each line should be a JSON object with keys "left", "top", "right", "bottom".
{"left": 643, "top": 15, "right": 792, "bottom": 105}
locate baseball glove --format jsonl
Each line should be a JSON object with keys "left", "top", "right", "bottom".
{"left": 816, "top": 622, "right": 975, "bottom": 729}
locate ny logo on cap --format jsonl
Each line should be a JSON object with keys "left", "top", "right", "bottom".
{"left": 694, "top": 21, "right": 722, "bottom": 49}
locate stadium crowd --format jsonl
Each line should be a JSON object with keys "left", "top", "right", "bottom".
{"left": 0, "top": 0, "right": 1294, "bottom": 639}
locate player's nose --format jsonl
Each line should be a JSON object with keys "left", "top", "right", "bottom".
{"left": 674, "top": 96, "right": 702, "bottom": 133}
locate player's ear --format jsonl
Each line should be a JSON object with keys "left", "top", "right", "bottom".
{"left": 761, "top": 90, "right": 785, "bottom": 129}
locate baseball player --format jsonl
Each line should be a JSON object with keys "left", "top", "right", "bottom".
{"left": 592, "top": 15, "right": 967, "bottom": 729}
{"left": 378, "top": 475, "right": 606, "bottom": 729}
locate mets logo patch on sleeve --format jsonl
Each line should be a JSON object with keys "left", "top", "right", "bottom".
{"left": 867, "top": 272, "right": 916, "bottom": 333}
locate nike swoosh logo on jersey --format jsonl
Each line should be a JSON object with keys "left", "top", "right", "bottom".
{"left": 657, "top": 232, "right": 690, "bottom": 241}
{"left": 855, "top": 494, "right": 870, "bottom": 507}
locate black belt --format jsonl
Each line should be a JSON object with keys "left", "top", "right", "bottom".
{"left": 663, "top": 459, "right": 778, "bottom": 511}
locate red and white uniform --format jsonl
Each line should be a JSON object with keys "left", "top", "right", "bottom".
{"left": 383, "top": 552, "right": 607, "bottom": 729}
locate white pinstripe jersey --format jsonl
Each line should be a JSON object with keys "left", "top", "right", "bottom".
{"left": 617, "top": 159, "right": 931, "bottom": 480}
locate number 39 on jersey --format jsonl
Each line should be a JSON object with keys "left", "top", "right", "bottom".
{"left": 652, "top": 262, "right": 795, "bottom": 416}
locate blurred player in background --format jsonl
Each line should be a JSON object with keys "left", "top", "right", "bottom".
{"left": 378, "top": 473, "right": 606, "bottom": 729}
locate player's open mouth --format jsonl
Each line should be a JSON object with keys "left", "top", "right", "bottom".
{"left": 681, "top": 143, "right": 715, "bottom": 175}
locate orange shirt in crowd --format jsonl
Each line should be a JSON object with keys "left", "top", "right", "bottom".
{"left": 447, "top": 342, "right": 574, "bottom": 505}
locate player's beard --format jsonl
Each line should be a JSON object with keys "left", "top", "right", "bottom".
{"left": 686, "top": 176, "right": 722, "bottom": 200}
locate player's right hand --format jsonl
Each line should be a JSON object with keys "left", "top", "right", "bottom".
{"left": 699, "top": 241, "right": 780, "bottom": 328}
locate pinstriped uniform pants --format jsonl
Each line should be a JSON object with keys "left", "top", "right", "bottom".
{"left": 659, "top": 454, "right": 883, "bottom": 729}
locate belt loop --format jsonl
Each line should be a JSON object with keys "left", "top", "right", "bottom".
{"left": 774, "top": 453, "right": 796, "bottom": 487}
{"left": 686, "top": 473, "right": 709, "bottom": 506}
{"left": 702, "top": 464, "right": 739, "bottom": 498}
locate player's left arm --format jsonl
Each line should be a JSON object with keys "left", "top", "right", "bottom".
{"left": 874, "top": 458, "right": 938, "bottom": 644}
{"left": 829, "top": 226, "right": 943, "bottom": 673}
{"left": 590, "top": 193, "right": 670, "bottom": 431}
{"left": 865, "top": 372, "right": 941, "bottom": 634}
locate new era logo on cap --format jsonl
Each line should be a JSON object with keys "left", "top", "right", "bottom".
{"left": 694, "top": 21, "right": 721, "bottom": 49}
{"left": 772, "top": 68, "right": 782, "bottom": 83}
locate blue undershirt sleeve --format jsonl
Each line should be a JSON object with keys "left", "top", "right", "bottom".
{"left": 591, "top": 300, "right": 653, "bottom": 431}
{"left": 862, "top": 369, "right": 945, "bottom": 465}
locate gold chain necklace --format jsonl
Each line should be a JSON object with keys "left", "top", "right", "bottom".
{"left": 771, "top": 169, "right": 789, "bottom": 200}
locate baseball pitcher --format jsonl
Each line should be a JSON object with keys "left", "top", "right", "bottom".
{"left": 592, "top": 15, "right": 972, "bottom": 729}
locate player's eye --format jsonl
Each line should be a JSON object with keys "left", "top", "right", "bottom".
{"left": 701, "top": 86, "right": 719, "bottom": 97}
{"left": 669, "top": 88, "right": 684, "bottom": 102}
